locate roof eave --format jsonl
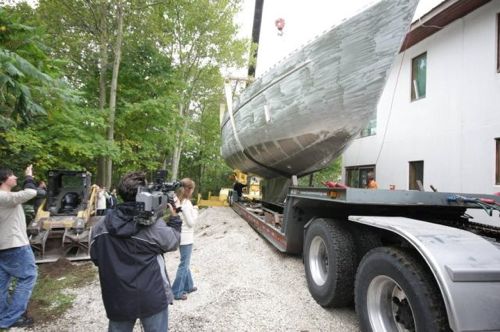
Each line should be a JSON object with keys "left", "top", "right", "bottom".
{"left": 400, "top": 0, "right": 492, "bottom": 52}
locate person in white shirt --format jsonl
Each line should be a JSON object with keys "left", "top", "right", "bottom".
{"left": 171, "top": 178, "right": 198, "bottom": 300}
{"left": 0, "top": 165, "right": 38, "bottom": 328}
{"left": 96, "top": 186, "right": 109, "bottom": 216}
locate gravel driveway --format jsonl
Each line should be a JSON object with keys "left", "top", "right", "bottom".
{"left": 14, "top": 207, "right": 360, "bottom": 331}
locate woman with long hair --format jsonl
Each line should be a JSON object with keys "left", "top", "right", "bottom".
{"left": 171, "top": 178, "right": 198, "bottom": 300}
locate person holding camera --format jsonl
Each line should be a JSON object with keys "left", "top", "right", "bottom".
{"left": 90, "top": 171, "right": 182, "bottom": 332}
{"left": 171, "top": 178, "right": 198, "bottom": 301}
{"left": 0, "top": 165, "right": 38, "bottom": 329}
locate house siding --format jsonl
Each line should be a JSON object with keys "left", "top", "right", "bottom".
{"left": 342, "top": 1, "right": 500, "bottom": 198}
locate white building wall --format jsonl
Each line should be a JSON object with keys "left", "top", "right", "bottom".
{"left": 343, "top": 1, "right": 500, "bottom": 197}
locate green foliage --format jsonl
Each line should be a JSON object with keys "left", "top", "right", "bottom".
{"left": 152, "top": 0, "right": 248, "bottom": 183}
{"left": 0, "top": 7, "right": 57, "bottom": 127}
{"left": 33, "top": 0, "right": 182, "bottom": 178}
{"left": 110, "top": 20, "right": 181, "bottom": 177}
{"left": 179, "top": 89, "right": 234, "bottom": 195}
{"left": 1, "top": 0, "right": 249, "bottom": 195}
{"left": 298, "top": 158, "right": 343, "bottom": 187}
{"left": 114, "top": 98, "right": 179, "bottom": 173}
{"left": 1, "top": 105, "right": 111, "bottom": 175}
{"left": 34, "top": 0, "right": 108, "bottom": 107}
{"left": 159, "top": 0, "right": 247, "bottom": 99}
{"left": 117, "top": 42, "right": 175, "bottom": 103}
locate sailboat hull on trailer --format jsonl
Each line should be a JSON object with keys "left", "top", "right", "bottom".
{"left": 221, "top": 0, "right": 419, "bottom": 179}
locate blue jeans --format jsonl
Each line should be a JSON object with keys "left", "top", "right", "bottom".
{"left": 0, "top": 245, "right": 37, "bottom": 328}
{"left": 108, "top": 308, "right": 168, "bottom": 332}
{"left": 171, "top": 244, "right": 194, "bottom": 299}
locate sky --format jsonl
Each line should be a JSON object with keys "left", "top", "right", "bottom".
{"left": 4, "top": 0, "right": 443, "bottom": 79}
{"left": 234, "top": 0, "right": 444, "bottom": 77}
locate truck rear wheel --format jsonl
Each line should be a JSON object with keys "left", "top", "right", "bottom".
{"left": 304, "top": 218, "right": 356, "bottom": 307}
{"left": 355, "top": 247, "right": 449, "bottom": 332}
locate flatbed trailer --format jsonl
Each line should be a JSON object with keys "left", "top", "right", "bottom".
{"left": 232, "top": 187, "right": 500, "bottom": 332}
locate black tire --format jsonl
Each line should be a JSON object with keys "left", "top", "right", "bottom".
{"left": 304, "top": 218, "right": 356, "bottom": 307}
{"left": 355, "top": 247, "right": 450, "bottom": 332}
{"left": 350, "top": 226, "right": 382, "bottom": 263}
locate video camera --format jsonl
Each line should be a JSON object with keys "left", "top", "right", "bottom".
{"left": 134, "top": 170, "right": 182, "bottom": 225}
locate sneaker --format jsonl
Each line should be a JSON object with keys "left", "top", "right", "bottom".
{"left": 11, "top": 316, "right": 34, "bottom": 328}
{"left": 188, "top": 286, "right": 198, "bottom": 293}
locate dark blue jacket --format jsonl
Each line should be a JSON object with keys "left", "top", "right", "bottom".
{"left": 90, "top": 202, "right": 181, "bottom": 321}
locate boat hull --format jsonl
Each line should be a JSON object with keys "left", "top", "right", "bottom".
{"left": 221, "top": 0, "right": 419, "bottom": 179}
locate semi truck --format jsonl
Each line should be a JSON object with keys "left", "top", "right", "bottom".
{"left": 231, "top": 185, "right": 500, "bottom": 332}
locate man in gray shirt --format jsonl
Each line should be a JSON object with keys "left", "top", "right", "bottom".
{"left": 0, "top": 165, "right": 38, "bottom": 328}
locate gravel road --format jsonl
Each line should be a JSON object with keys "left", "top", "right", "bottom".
{"left": 15, "top": 207, "right": 360, "bottom": 331}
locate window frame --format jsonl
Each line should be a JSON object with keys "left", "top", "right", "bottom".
{"left": 345, "top": 165, "right": 376, "bottom": 188}
{"left": 411, "top": 52, "right": 427, "bottom": 101}
{"left": 496, "top": 138, "right": 500, "bottom": 185}
{"left": 360, "top": 118, "right": 377, "bottom": 138}
{"left": 409, "top": 160, "right": 424, "bottom": 190}
{"left": 497, "top": 13, "right": 500, "bottom": 73}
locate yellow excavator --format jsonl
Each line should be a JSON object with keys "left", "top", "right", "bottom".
{"left": 230, "top": 169, "right": 262, "bottom": 203}
{"left": 27, "top": 170, "right": 104, "bottom": 263}
{"left": 196, "top": 170, "right": 262, "bottom": 207}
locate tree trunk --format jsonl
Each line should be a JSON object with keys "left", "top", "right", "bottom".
{"left": 171, "top": 143, "right": 182, "bottom": 180}
{"left": 170, "top": 103, "right": 185, "bottom": 180}
{"left": 105, "top": 0, "right": 124, "bottom": 188}
{"left": 96, "top": 0, "right": 109, "bottom": 186}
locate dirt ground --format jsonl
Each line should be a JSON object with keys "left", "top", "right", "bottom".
{"left": 12, "top": 207, "right": 360, "bottom": 331}
{"left": 26, "top": 259, "right": 96, "bottom": 324}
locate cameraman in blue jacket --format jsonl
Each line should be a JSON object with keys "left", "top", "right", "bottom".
{"left": 90, "top": 171, "right": 182, "bottom": 332}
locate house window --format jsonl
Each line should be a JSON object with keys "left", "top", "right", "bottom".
{"left": 409, "top": 160, "right": 424, "bottom": 190}
{"left": 411, "top": 52, "right": 427, "bottom": 101}
{"left": 360, "top": 118, "right": 377, "bottom": 137}
{"left": 496, "top": 138, "right": 500, "bottom": 185}
{"left": 497, "top": 14, "right": 500, "bottom": 72}
{"left": 346, "top": 165, "right": 375, "bottom": 188}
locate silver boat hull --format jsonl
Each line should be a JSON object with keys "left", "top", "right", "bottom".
{"left": 221, "top": 0, "right": 419, "bottom": 179}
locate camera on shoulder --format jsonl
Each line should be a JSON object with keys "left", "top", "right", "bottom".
{"left": 134, "top": 170, "right": 182, "bottom": 225}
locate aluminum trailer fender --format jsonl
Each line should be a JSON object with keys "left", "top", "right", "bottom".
{"left": 349, "top": 216, "right": 500, "bottom": 332}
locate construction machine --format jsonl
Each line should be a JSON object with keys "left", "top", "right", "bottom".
{"left": 27, "top": 170, "right": 103, "bottom": 263}
{"left": 228, "top": 170, "right": 262, "bottom": 204}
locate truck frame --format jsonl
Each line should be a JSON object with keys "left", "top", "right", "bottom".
{"left": 232, "top": 186, "right": 500, "bottom": 332}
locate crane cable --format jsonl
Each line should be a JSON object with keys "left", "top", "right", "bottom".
{"left": 374, "top": 36, "right": 410, "bottom": 166}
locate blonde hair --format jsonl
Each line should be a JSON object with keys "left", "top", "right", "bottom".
{"left": 176, "top": 178, "right": 195, "bottom": 201}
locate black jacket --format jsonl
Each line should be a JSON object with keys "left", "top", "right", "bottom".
{"left": 233, "top": 182, "right": 246, "bottom": 197}
{"left": 90, "top": 202, "right": 181, "bottom": 321}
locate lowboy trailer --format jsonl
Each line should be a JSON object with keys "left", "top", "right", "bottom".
{"left": 232, "top": 186, "right": 500, "bottom": 332}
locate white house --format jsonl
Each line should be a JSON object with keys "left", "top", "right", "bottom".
{"left": 342, "top": 0, "right": 500, "bottom": 199}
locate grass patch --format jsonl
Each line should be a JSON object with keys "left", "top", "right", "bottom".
{"left": 28, "top": 259, "right": 97, "bottom": 324}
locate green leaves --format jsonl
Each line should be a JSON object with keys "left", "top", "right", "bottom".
{"left": 1, "top": 105, "right": 111, "bottom": 173}
{"left": 0, "top": 7, "right": 74, "bottom": 128}
{"left": 114, "top": 97, "right": 179, "bottom": 172}
{"left": 1, "top": 0, "right": 248, "bottom": 197}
